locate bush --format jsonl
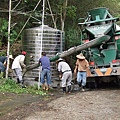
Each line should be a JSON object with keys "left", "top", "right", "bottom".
{"left": 0, "top": 78, "right": 46, "bottom": 96}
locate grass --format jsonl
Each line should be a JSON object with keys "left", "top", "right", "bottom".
{"left": 0, "top": 77, "right": 47, "bottom": 96}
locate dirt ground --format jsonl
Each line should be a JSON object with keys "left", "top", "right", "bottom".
{"left": 0, "top": 85, "right": 120, "bottom": 120}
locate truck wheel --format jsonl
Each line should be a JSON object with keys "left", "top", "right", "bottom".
{"left": 117, "top": 76, "right": 120, "bottom": 87}
{"left": 118, "top": 79, "right": 120, "bottom": 87}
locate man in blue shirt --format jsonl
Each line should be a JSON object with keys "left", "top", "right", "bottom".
{"left": 0, "top": 55, "right": 13, "bottom": 78}
{"left": 39, "top": 52, "right": 51, "bottom": 91}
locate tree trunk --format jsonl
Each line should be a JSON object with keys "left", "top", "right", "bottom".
{"left": 60, "top": 0, "right": 68, "bottom": 31}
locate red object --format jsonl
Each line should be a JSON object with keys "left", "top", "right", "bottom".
{"left": 85, "top": 39, "right": 89, "bottom": 43}
{"left": 22, "top": 51, "right": 27, "bottom": 55}
{"left": 89, "top": 61, "right": 95, "bottom": 66}
{"left": 112, "top": 59, "right": 120, "bottom": 63}
{"left": 115, "top": 35, "right": 120, "bottom": 40}
{"left": 112, "top": 60, "right": 117, "bottom": 63}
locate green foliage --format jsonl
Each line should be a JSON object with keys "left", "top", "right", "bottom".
{"left": 10, "top": 30, "right": 18, "bottom": 43}
{"left": 0, "top": 78, "right": 46, "bottom": 96}
{"left": 24, "top": 0, "right": 28, "bottom": 2}
{"left": 66, "top": 6, "right": 77, "bottom": 20}
{"left": 0, "top": 52, "right": 6, "bottom": 56}
{"left": 0, "top": 0, "right": 120, "bottom": 52}
{"left": 65, "top": 27, "right": 80, "bottom": 49}
{"left": 0, "top": 18, "right": 8, "bottom": 41}
{"left": 0, "top": 18, "right": 19, "bottom": 45}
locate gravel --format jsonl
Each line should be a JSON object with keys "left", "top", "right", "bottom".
{"left": 24, "top": 89, "right": 120, "bottom": 120}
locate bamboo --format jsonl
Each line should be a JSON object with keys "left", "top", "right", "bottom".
{"left": 6, "top": 0, "right": 11, "bottom": 78}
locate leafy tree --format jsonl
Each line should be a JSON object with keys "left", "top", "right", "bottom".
{"left": 0, "top": 0, "right": 120, "bottom": 51}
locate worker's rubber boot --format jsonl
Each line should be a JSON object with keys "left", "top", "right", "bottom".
{"left": 81, "top": 86, "right": 85, "bottom": 92}
{"left": 20, "top": 80, "right": 26, "bottom": 88}
{"left": 68, "top": 85, "right": 71, "bottom": 93}
{"left": 77, "top": 82, "right": 82, "bottom": 90}
{"left": 16, "top": 78, "right": 20, "bottom": 84}
{"left": 0, "top": 72, "right": 4, "bottom": 78}
{"left": 77, "top": 82, "right": 81, "bottom": 87}
{"left": 62, "top": 87, "right": 66, "bottom": 94}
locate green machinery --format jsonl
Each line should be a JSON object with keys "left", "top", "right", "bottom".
{"left": 24, "top": 7, "right": 120, "bottom": 86}
{"left": 78, "top": 7, "right": 120, "bottom": 86}
{"left": 79, "top": 7, "right": 120, "bottom": 65}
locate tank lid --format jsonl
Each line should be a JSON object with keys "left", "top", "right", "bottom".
{"left": 25, "top": 25, "right": 63, "bottom": 32}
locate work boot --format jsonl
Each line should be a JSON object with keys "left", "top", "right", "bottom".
{"left": 20, "top": 80, "right": 26, "bottom": 88}
{"left": 68, "top": 86, "right": 71, "bottom": 93}
{"left": 62, "top": 87, "right": 66, "bottom": 94}
{"left": 21, "top": 85, "right": 26, "bottom": 88}
{"left": 78, "top": 82, "right": 82, "bottom": 90}
{"left": 81, "top": 86, "right": 85, "bottom": 92}
{"left": 16, "top": 78, "right": 20, "bottom": 84}
{"left": 78, "top": 82, "right": 81, "bottom": 87}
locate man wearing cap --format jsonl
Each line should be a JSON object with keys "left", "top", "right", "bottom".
{"left": 74, "top": 53, "right": 89, "bottom": 91}
{"left": 0, "top": 55, "right": 13, "bottom": 78}
{"left": 12, "top": 51, "right": 26, "bottom": 88}
{"left": 57, "top": 58, "right": 72, "bottom": 94}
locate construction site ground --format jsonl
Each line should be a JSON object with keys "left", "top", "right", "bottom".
{"left": 0, "top": 83, "right": 120, "bottom": 120}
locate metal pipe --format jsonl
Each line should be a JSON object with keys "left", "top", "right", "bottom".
{"left": 23, "top": 35, "right": 110, "bottom": 76}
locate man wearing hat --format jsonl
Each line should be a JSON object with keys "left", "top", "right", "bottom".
{"left": 0, "top": 55, "right": 13, "bottom": 78}
{"left": 74, "top": 53, "right": 89, "bottom": 91}
{"left": 57, "top": 58, "right": 72, "bottom": 94}
{"left": 12, "top": 51, "right": 26, "bottom": 88}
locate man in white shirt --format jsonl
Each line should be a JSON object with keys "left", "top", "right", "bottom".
{"left": 12, "top": 51, "right": 26, "bottom": 88}
{"left": 57, "top": 58, "right": 72, "bottom": 94}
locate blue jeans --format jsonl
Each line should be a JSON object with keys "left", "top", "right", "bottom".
{"left": 40, "top": 69, "right": 51, "bottom": 85}
{"left": 77, "top": 71, "right": 87, "bottom": 87}
{"left": 0, "top": 62, "right": 6, "bottom": 72}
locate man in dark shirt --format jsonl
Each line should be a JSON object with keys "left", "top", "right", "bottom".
{"left": 0, "top": 56, "right": 7, "bottom": 75}
{"left": 0, "top": 55, "right": 13, "bottom": 78}
{"left": 39, "top": 52, "right": 51, "bottom": 91}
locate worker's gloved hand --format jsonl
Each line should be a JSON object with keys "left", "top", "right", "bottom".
{"left": 22, "top": 65, "right": 27, "bottom": 72}
{"left": 59, "top": 74, "right": 62, "bottom": 78}
{"left": 23, "top": 65, "right": 26, "bottom": 68}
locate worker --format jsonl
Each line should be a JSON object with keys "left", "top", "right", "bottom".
{"left": 12, "top": 51, "right": 26, "bottom": 88}
{"left": 57, "top": 58, "right": 72, "bottom": 94}
{"left": 74, "top": 53, "right": 89, "bottom": 92}
{"left": 0, "top": 55, "right": 13, "bottom": 78}
{"left": 39, "top": 51, "right": 51, "bottom": 91}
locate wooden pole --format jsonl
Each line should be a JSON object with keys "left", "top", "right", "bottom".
{"left": 38, "top": 0, "right": 45, "bottom": 90}
{"left": 6, "top": 0, "right": 11, "bottom": 78}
